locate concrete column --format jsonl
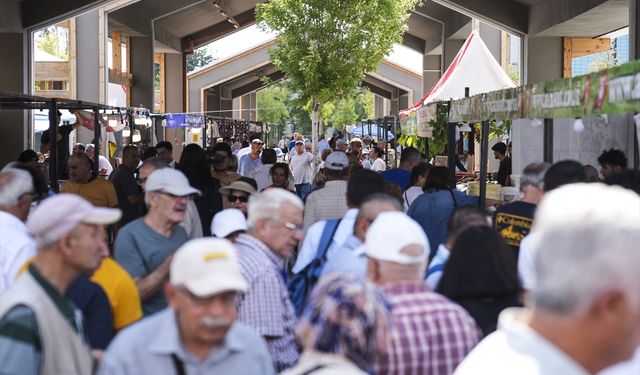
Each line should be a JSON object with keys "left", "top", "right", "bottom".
{"left": 423, "top": 54, "right": 441, "bottom": 95}
{"left": 390, "top": 89, "right": 399, "bottom": 116}
{"left": 163, "top": 53, "right": 185, "bottom": 155}
{"left": 479, "top": 22, "right": 502, "bottom": 63}
{"left": 75, "top": 9, "right": 101, "bottom": 145}
{"left": 220, "top": 98, "right": 233, "bottom": 119}
{"left": 130, "top": 36, "right": 154, "bottom": 109}
{"left": 240, "top": 92, "right": 257, "bottom": 121}
{"left": 398, "top": 94, "right": 409, "bottom": 114}
{"left": 0, "top": 32, "right": 26, "bottom": 166}
{"left": 374, "top": 95, "right": 385, "bottom": 118}
{"left": 526, "top": 37, "right": 563, "bottom": 83}
{"left": 444, "top": 39, "right": 464, "bottom": 71}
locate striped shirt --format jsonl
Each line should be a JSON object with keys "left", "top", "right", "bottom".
{"left": 302, "top": 180, "right": 348, "bottom": 234}
{"left": 375, "top": 281, "right": 481, "bottom": 375}
{"left": 235, "top": 234, "right": 299, "bottom": 372}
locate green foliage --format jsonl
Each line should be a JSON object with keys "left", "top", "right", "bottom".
{"left": 256, "top": 0, "right": 421, "bottom": 108}
{"left": 186, "top": 47, "right": 214, "bottom": 73}
{"left": 35, "top": 26, "right": 68, "bottom": 60}
{"left": 507, "top": 64, "right": 520, "bottom": 86}
{"left": 257, "top": 85, "right": 290, "bottom": 125}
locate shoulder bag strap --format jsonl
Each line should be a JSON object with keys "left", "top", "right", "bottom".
{"left": 448, "top": 189, "right": 458, "bottom": 208}
{"left": 171, "top": 354, "right": 186, "bottom": 375}
{"left": 316, "top": 219, "right": 342, "bottom": 261}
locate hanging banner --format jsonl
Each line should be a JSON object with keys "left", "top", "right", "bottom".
{"left": 448, "top": 59, "right": 640, "bottom": 122}
{"left": 400, "top": 110, "right": 417, "bottom": 136}
{"left": 416, "top": 104, "right": 436, "bottom": 137}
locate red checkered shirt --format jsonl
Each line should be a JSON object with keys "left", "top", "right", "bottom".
{"left": 374, "top": 281, "right": 481, "bottom": 375}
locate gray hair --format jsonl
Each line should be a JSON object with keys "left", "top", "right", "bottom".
{"left": 531, "top": 183, "right": 640, "bottom": 315}
{"left": 247, "top": 188, "right": 303, "bottom": 228}
{"left": 520, "top": 162, "right": 551, "bottom": 193}
{"left": 0, "top": 168, "right": 33, "bottom": 207}
{"left": 141, "top": 157, "right": 168, "bottom": 171}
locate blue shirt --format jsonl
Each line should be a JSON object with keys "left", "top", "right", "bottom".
{"left": 408, "top": 189, "right": 479, "bottom": 254}
{"left": 426, "top": 244, "right": 450, "bottom": 291}
{"left": 114, "top": 218, "right": 188, "bottom": 316}
{"left": 321, "top": 236, "right": 366, "bottom": 277}
{"left": 237, "top": 154, "right": 263, "bottom": 177}
{"left": 381, "top": 168, "right": 412, "bottom": 191}
{"left": 67, "top": 275, "right": 114, "bottom": 350}
{"left": 98, "top": 309, "right": 275, "bottom": 375}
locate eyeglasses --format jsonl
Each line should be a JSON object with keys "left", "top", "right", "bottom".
{"left": 228, "top": 194, "right": 249, "bottom": 203}
{"left": 271, "top": 219, "right": 303, "bottom": 232}
{"left": 157, "top": 191, "right": 190, "bottom": 200}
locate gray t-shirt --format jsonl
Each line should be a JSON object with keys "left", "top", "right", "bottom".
{"left": 114, "top": 218, "right": 188, "bottom": 316}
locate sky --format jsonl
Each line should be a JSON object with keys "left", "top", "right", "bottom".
{"left": 203, "top": 24, "right": 423, "bottom": 74}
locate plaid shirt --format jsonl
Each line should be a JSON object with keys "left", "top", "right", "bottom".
{"left": 375, "top": 281, "right": 481, "bottom": 375}
{"left": 235, "top": 234, "right": 299, "bottom": 372}
{"left": 302, "top": 180, "right": 348, "bottom": 234}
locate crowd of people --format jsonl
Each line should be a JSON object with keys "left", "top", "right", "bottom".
{"left": 0, "top": 123, "right": 639, "bottom": 374}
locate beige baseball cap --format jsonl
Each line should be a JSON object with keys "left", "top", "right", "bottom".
{"left": 170, "top": 238, "right": 248, "bottom": 297}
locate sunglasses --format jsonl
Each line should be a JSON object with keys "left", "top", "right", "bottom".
{"left": 228, "top": 194, "right": 249, "bottom": 203}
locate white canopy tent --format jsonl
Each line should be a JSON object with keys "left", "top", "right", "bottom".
{"left": 403, "top": 30, "right": 516, "bottom": 113}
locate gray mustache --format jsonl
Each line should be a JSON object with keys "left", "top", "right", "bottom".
{"left": 199, "top": 316, "right": 231, "bottom": 328}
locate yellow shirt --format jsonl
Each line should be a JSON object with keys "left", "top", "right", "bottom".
{"left": 91, "top": 258, "right": 143, "bottom": 330}
{"left": 19, "top": 257, "right": 142, "bottom": 331}
{"left": 61, "top": 178, "right": 118, "bottom": 208}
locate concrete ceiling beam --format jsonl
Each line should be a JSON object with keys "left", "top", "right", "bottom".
{"left": 431, "top": 0, "right": 528, "bottom": 35}
{"left": 21, "top": 0, "right": 111, "bottom": 29}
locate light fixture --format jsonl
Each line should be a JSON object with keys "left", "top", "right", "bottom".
{"left": 458, "top": 122, "right": 472, "bottom": 132}
{"left": 573, "top": 117, "right": 584, "bottom": 133}
{"left": 531, "top": 118, "right": 543, "bottom": 127}
{"left": 132, "top": 129, "right": 141, "bottom": 143}
{"left": 122, "top": 125, "right": 131, "bottom": 137}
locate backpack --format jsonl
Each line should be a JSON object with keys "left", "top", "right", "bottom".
{"left": 288, "top": 218, "right": 342, "bottom": 316}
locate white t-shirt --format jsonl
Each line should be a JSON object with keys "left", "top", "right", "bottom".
{"left": 403, "top": 186, "right": 423, "bottom": 211}
{"left": 518, "top": 233, "right": 536, "bottom": 290}
{"left": 455, "top": 308, "right": 590, "bottom": 375}
{"left": 371, "top": 158, "right": 386, "bottom": 172}
{"left": 289, "top": 151, "right": 314, "bottom": 185}
{"left": 0, "top": 212, "right": 37, "bottom": 294}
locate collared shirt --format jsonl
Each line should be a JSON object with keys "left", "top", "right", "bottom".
{"left": 0, "top": 211, "right": 36, "bottom": 294}
{"left": 426, "top": 244, "right": 450, "bottom": 291}
{"left": 293, "top": 208, "right": 359, "bottom": 274}
{"left": 454, "top": 308, "right": 590, "bottom": 375}
{"left": 237, "top": 153, "right": 263, "bottom": 177}
{"left": 375, "top": 281, "right": 481, "bottom": 375}
{"left": 321, "top": 238, "right": 366, "bottom": 277}
{"left": 290, "top": 151, "right": 314, "bottom": 184}
{"left": 0, "top": 265, "right": 86, "bottom": 375}
{"left": 98, "top": 308, "right": 275, "bottom": 375}
{"left": 234, "top": 234, "right": 299, "bottom": 372}
{"left": 302, "top": 180, "right": 348, "bottom": 234}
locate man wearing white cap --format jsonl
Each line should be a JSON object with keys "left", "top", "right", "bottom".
{"left": 366, "top": 211, "right": 481, "bottom": 374}
{"left": 211, "top": 208, "right": 248, "bottom": 243}
{"left": 238, "top": 138, "right": 264, "bottom": 177}
{"left": 114, "top": 168, "right": 199, "bottom": 316}
{"left": 0, "top": 194, "right": 121, "bottom": 375}
{"left": 98, "top": 238, "right": 274, "bottom": 374}
{"left": 302, "top": 151, "right": 349, "bottom": 233}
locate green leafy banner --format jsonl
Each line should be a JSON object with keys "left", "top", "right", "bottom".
{"left": 449, "top": 59, "right": 640, "bottom": 122}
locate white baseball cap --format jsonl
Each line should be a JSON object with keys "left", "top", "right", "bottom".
{"left": 170, "top": 238, "right": 248, "bottom": 297}
{"left": 365, "top": 212, "right": 429, "bottom": 265}
{"left": 211, "top": 208, "right": 248, "bottom": 238}
{"left": 145, "top": 168, "right": 201, "bottom": 197}
{"left": 27, "top": 194, "right": 122, "bottom": 247}
{"left": 324, "top": 151, "right": 349, "bottom": 170}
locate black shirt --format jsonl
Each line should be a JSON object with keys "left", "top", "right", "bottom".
{"left": 496, "top": 157, "right": 512, "bottom": 186}
{"left": 41, "top": 125, "right": 74, "bottom": 180}
{"left": 494, "top": 201, "right": 536, "bottom": 259}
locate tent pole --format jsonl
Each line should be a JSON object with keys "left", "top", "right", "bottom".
{"left": 93, "top": 107, "right": 100, "bottom": 177}
{"left": 48, "top": 99, "right": 59, "bottom": 192}
{"left": 543, "top": 118, "right": 554, "bottom": 163}
{"left": 479, "top": 120, "right": 490, "bottom": 207}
